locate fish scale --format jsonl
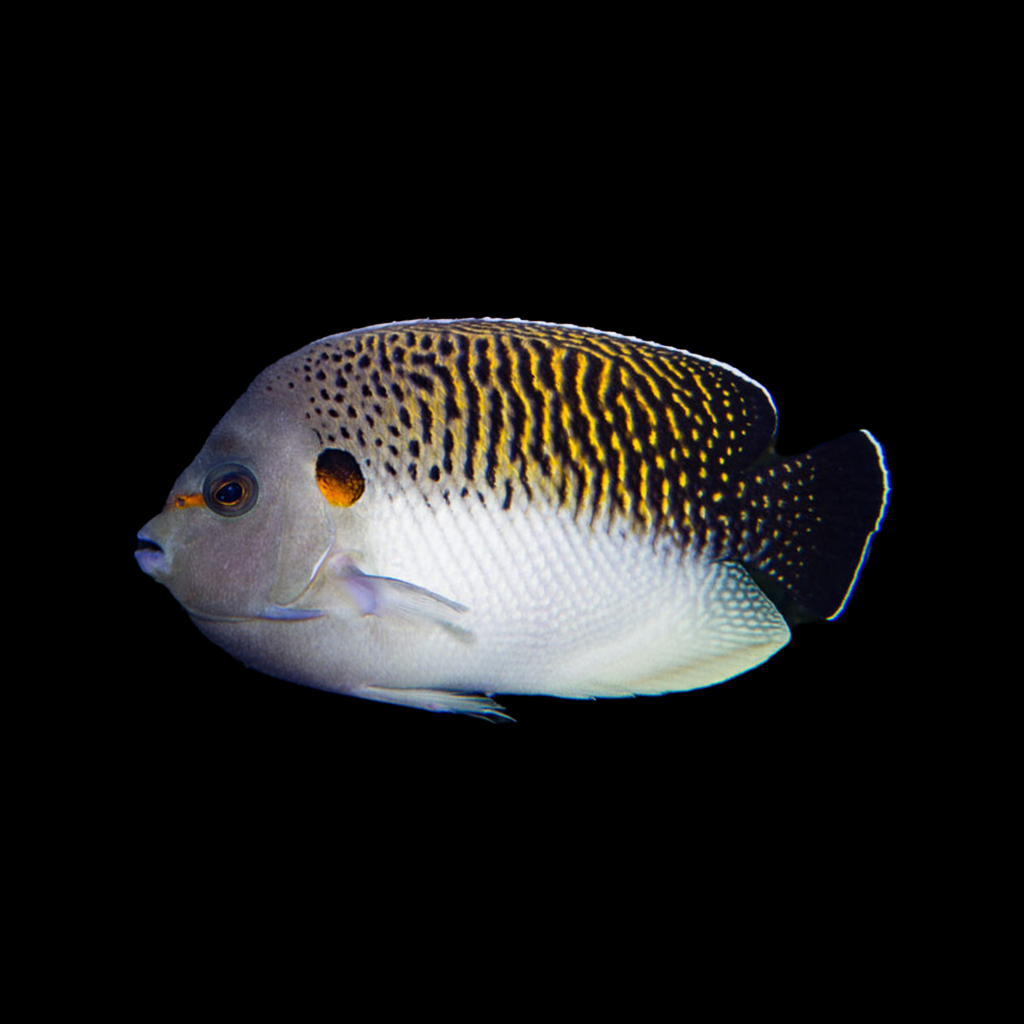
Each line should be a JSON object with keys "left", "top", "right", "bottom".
{"left": 136, "top": 318, "right": 889, "bottom": 718}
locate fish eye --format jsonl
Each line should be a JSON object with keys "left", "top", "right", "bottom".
{"left": 203, "top": 464, "right": 259, "bottom": 517}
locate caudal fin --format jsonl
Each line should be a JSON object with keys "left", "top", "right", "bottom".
{"left": 742, "top": 430, "right": 890, "bottom": 621}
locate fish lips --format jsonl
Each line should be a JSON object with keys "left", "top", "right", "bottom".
{"left": 135, "top": 533, "right": 171, "bottom": 577}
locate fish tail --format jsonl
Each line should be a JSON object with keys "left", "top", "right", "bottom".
{"left": 738, "top": 430, "right": 891, "bottom": 622}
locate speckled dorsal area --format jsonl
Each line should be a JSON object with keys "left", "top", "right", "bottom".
{"left": 261, "top": 320, "right": 781, "bottom": 551}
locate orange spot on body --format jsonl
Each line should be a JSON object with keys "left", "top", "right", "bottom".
{"left": 316, "top": 449, "right": 365, "bottom": 507}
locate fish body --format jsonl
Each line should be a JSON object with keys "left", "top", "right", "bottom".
{"left": 136, "top": 319, "right": 889, "bottom": 718}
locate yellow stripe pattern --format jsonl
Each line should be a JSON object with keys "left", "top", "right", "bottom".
{"left": 286, "top": 320, "right": 805, "bottom": 556}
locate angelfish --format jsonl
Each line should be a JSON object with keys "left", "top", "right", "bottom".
{"left": 136, "top": 319, "right": 890, "bottom": 719}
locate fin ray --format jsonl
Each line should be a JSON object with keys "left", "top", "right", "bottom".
{"left": 356, "top": 685, "right": 513, "bottom": 721}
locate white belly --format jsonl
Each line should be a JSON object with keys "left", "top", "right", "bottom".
{"left": 196, "top": 494, "right": 789, "bottom": 705}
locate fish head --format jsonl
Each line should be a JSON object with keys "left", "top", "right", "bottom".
{"left": 135, "top": 367, "right": 354, "bottom": 624}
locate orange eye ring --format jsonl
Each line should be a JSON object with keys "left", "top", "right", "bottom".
{"left": 202, "top": 464, "right": 259, "bottom": 517}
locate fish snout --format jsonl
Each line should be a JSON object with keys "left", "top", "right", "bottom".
{"left": 135, "top": 533, "right": 170, "bottom": 577}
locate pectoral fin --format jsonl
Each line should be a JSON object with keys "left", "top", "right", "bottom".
{"left": 329, "top": 557, "right": 473, "bottom": 641}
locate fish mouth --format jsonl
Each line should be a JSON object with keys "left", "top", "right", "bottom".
{"left": 135, "top": 534, "right": 169, "bottom": 576}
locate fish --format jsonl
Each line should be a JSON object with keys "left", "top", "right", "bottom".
{"left": 136, "top": 318, "right": 890, "bottom": 720}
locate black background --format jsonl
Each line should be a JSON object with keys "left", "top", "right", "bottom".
{"left": 35, "top": 21, "right": 962, "bottom": 991}
{"left": 80, "top": 98, "right": 924, "bottom": 836}
{"left": 24, "top": 21, "right": 953, "bottom": 987}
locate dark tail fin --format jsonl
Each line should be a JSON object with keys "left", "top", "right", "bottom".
{"left": 742, "top": 430, "right": 890, "bottom": 622}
